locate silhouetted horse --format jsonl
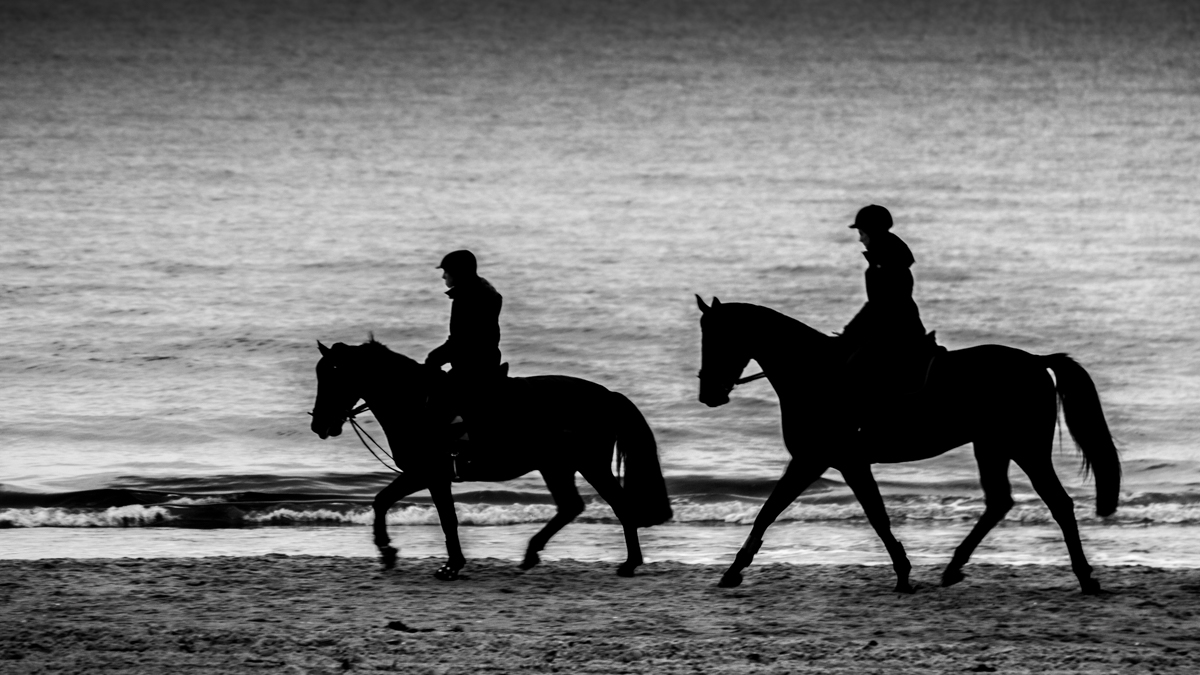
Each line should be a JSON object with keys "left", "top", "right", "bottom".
{"left": 695, "top": 297, "right": 1120, "bottom": 594}
{"left": 310, "top": 340, "right": 672, "bottom": 579}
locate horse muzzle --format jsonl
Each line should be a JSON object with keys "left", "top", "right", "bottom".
{"left": 697, "top": 371, "right": 734, "bottom": 407}
{"left": 310, "top": 413, "right": 345, "bottom": 440}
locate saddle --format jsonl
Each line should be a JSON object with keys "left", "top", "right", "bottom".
{"left": 909, "top": 331, "right": 947, "bottom": 393}
{"left": 847, "top": 332, "right": 946, "bottom": 432}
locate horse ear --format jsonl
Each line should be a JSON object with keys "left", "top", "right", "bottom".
{"left": 318, "top": 341, "right": 330, "bottom": 356}
{"left": 695, "top": 294, "right": 710, "bottom": 314}
{"left": 712, "top": 297, "right": 722, "bottom": 308}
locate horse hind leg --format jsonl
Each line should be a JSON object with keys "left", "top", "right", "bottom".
{"left": 1015, "top": 454, "right": 1101, "bottom": 594}
{"left": 943, "top": 449, "right": 1013, "bottom": 587}
{"left": 580, "top": 464, "right": 645, "bottom": 577}
{"left": 521, "top": 469, "right": 585, "bottom": 571}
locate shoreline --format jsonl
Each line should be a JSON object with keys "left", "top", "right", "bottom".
{"left": 6, "top": 521, "right": 1200, "bottom": 570}
{"left": 3, "top": 557, "right": 1197, "bottom": 673}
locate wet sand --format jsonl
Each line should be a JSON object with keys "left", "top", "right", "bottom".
{"left": 2, "top": 557, "right": 1198, "bottom": 673}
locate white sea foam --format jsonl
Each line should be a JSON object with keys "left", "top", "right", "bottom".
{"left": 163, "top": 497, "right": 228, "bottom": 506}
{"left": 0, "top": 505, "right": 178, "bottom": 528}
{"left": 5, "top": 497, "right": 1200, "bottom": 529}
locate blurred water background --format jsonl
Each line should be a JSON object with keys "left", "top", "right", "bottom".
{"left": 2, "top": 0, "right": 1198, "bottom": 566}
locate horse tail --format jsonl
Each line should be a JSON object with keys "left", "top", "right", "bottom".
{"left": 611, "top": 392, "right": 673, "bottom": 527}
{"left": 1044, "top": 354, "right": 1122, "bottom": 517}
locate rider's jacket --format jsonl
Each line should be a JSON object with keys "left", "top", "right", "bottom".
{"left": 427, "top": 275, "right": 503, "bottom": 374}
{"left": 840, "top": 231, "right": 926, "bottom": 348}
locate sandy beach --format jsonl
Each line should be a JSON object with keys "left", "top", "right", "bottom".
{"left": 2, "top": 557, "right": 1197, "bottom": 674}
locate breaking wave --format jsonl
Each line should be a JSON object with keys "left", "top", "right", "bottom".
{"left": 3, "top": 491, "right": 1198, "bottom": 528}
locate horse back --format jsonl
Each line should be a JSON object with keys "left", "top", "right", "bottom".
{"left": 923, "top": 344, "right": 1054, "bottom": 404}
{"left": 941, "top": 344, "right": 1048, "bottom": 384}
{"left": 858, "top": 343, "right": 1058, "bottom": 461}
{"left": 495, "top": 374, "right": 617, "bottom": 427}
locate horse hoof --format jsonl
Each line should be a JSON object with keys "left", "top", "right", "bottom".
{"left": 718, "top": 570, "right": 743, "bottom": 588}
{"left": 519, "top": 552, "right": 540, "bottom": 571}
{"left": 434, "top": 564, "right": 461, "bottom": 581}
{"left": 895, "top": 581, "right": 916, "bottom": 594}
{"left": 1080, "top": 578, "right": 1102, "bottom": 595}
{"left": 616, "top": 563, "right": 638, "bottom": 578}
{"left": 941, "top": 569, "right": 965, "bottom": 587}
{"left": 379, "top": 546, "right": 398, "bottom": 571}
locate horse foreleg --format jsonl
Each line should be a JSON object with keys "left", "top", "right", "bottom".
{"left": 581, "top": 466, "right": 643, "bottom": 577}
{"left": 522, "top": 469, "right": 586, "bottom": 571}
{"left": 840, "top": 461, "right": 914, "bottom": 593}
{"left": 1016, "top": 455, "right": 1101, "bottom": 594}
{"left": 373, "top": 473, "right": 425, "bottom": 571}
{"left": 428, "top": 481, "right": 466, "bottom": 580}
{"left": 943, "top": 450, "right": 1013, "bottom": 586}
{"left": 720, "top": 459, "right": 828, "bottom": 588}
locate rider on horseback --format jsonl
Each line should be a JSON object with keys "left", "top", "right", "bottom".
{"left": 426, "top": 250, "right": 504, "bottom": 459}
{"left": 839, "top": 205, "right": 941, "bottom": 423}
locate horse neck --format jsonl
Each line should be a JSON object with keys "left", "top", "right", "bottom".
{"left": 730, "top": 304, "right": 831, "bottom": 375}
{"left": 351, "top": 348, "right": 426, "bottom": 420}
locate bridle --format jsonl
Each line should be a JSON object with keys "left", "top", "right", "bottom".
{"left": 311, "top": 402, "right": 404, "bottom": 474}
{"left": 697, "top": 317, "right": 766, "bottom": 395}
{"left": 344, "top": 404, "right": 406, "bottom": 474}
{"left": 697, "top": 369, "right": 767, "bottom": 396}
{"left": 733, "top": 371, "right": 768, "bottom": 385}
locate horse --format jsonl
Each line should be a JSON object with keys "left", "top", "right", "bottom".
{"left": 309, "top": 339, "right": 673, "bottom": 579}
{"left": 695, "top": 296, "right": 1120, "bottom": 594}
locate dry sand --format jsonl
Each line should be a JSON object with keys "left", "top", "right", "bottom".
{"left": 2, "top": 557, "right": 1198, "bottom": 674}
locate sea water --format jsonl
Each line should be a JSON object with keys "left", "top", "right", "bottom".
{"left": 2, "top": 0, "right": 1198, "bottom": 567}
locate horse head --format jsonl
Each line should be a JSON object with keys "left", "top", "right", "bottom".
{"left": 310, "top": 341, "right": 360, "bottom": 439}
{"left": 695, "top": 295, "right": 751, "bottom": 408}
{"left": 311, "top": 338, "right": 436, "bottom": 441}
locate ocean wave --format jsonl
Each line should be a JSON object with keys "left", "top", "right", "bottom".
{"left": 4, "top": 493, "right": 1200, "bottom": 528}
{"left": 0, "top": 504, "right": 177, "bottom": 528}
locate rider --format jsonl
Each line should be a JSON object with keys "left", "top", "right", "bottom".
{"left": 425, "top": 250, "right": 504, "bottom": 454}
{"left": 838, "top": 205, "right": 935, "bottom": 422}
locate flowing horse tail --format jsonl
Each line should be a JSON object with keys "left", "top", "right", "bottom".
{"left": 611, "top": 392, "right": 673, "bottom": 527}
{"left": 1044, "top": 354, "right": 1122, "bottom": 516}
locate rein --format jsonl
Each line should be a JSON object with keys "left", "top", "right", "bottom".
{"left": 340, "top": 403, "right": 405, "bottom": 475}
{"left": 698, "top": 370, "right": 768, "bottom": 389}
{"left": 734, "top": 371, "right": 767, "bottom": 385}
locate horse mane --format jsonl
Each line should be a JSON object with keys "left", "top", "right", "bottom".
{"left": 359, "top": 338, "right": 421, "bottom": 373}
{"left": 323, "top": 337, "right": 422, "bottom": 381}
{"left": 717, "top": 302, "right": 831, "bottom": 348}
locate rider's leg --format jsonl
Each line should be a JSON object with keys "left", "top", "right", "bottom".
{"left": 453, "top": 366, "right": 500, "bottom": 457}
